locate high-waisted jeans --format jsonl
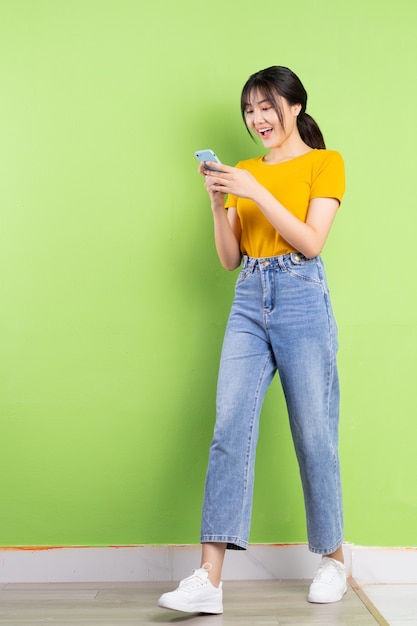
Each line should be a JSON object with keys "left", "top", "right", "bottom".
{"left": 201, "top": 253, "right": 343, "bottom": 554}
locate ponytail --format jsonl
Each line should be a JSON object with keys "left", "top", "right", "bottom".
{"left": 297, "top": 112, "right": 326, "bottom": 149}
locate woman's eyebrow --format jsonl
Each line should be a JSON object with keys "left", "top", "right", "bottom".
{"left": 244, "top": 98, "right": 271, "bottom": 107}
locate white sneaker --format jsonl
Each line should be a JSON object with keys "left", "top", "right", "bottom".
{"left": 158, "top": 563, "right": 223, "bottom": 614}
{"left": 308, "top": 557, "right": 347, "bottom": 603}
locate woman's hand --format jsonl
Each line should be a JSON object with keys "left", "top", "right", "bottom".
{"left": 202, "top": 162, "right": 260, "bottom": 201}
{"left": 198, "top": 161, "right": 226, "bottom": 210}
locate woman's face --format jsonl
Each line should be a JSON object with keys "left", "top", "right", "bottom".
{"left": 243, "top": 88, "right": 301, "bottom": 150}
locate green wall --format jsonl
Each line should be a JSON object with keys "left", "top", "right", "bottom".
{"left": 1, "top": 0, "right": 416, "bottom": 548}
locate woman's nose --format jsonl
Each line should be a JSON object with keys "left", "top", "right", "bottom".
{"left": 253, "top": 108, "right": 264, "bottom": 124}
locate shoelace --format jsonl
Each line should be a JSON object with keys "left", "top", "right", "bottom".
{"left": 179, "top": 568, "right": 209, "bottom": 591}
{"left": 315, "top": 559, "right": 342, "bottom": 583}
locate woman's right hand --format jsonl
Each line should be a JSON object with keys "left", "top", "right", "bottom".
{"left": 198, "top": 162, "right": 226, "bottom": 211}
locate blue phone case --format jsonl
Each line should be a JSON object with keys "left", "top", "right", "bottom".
{"left": 195, "top": 149, "right": 222, "bottom": 171}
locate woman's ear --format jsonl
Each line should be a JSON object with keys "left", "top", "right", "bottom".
{"left": 293, "top": 103, "right": 302, "bottom": 117}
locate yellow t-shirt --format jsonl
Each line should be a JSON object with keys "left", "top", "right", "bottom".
{"left": 225, "top": 149, "right": 345, "bottom": 258}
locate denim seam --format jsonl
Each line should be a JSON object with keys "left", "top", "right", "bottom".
{"left": 200, "top": 535, "right": 248, "bottom": 550}
{"left": 309, "top": 537, "right": 344, "bottom": 555}
{"left": 240, "top": 351, "right": 275, "bottom": 543}
{"left": 284, "top": 268, "right": 322, "bottom": 285}
{"left": 260, "top": 266, "right": 276, "bottom": 314}
{"left": 320, "top": 258, "right": 344, "bottom": 551}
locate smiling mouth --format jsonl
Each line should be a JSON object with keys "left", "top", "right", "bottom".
{"left": 259, "top": 127, "right": 273, "bottom": 137}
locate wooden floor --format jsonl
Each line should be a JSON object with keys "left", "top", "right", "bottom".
{"left": 0, "top": 579, "right": 383, "bottom": 625}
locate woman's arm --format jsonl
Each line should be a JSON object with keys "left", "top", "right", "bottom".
{"left": 204, "top": 163, "right": 339, "bottom": 259}
{"left": 211, "top": 205, "right": 242, "bottom": 270}
{"left": 254, "top": 188, "right": 339, "bottom": 258}
{"left": 200, "top": 164, "right": 242, "bottom": 270}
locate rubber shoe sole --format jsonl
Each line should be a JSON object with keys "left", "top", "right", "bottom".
{"left": 158, "top": 593, "right": 223, "bottom": 614}
{"left": 308, "top": 582, "right": 347, "bottom": 603}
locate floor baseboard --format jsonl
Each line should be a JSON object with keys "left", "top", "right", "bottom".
{"left": 0, "top": 544, "right": 415, "bottom": 584}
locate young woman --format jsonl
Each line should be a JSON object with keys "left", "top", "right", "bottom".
{"left": 158, "top": 65, "right": 346, "bottom": 614}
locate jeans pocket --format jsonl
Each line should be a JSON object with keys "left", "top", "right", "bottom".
{"left": 285, "top": 253, "right": 322, "bottom": 285}
{"left": 236, "top": 267, "right": 252, "bottom": 286}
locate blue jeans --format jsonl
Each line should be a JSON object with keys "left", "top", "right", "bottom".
{"left": 201, "top": 253, "right": 343, "bottom": 554}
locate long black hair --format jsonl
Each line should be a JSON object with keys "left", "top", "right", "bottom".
{"left": 240, "top": 66, "right": 326, "bottom": 149}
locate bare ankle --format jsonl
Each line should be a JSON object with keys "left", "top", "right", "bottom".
{"left": 326, "top": 546, "right": 344, "bottom": 564}
{"left": 201, "top": 543, "right": 226, "bottom": 587}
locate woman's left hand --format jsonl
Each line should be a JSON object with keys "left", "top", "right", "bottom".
{"left": 204, "top": 162, "right": 259, "bottom": 200}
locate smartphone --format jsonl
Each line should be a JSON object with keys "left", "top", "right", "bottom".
{"left": 194, "top": 149, "right": 223, "bottom": 172}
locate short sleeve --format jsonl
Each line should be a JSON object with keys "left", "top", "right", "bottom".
{"left": 224, "top": 193, "right": 237, "bottom": 209}
{"left": 310, "top": 151, "right": 345, "bottom": 204}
